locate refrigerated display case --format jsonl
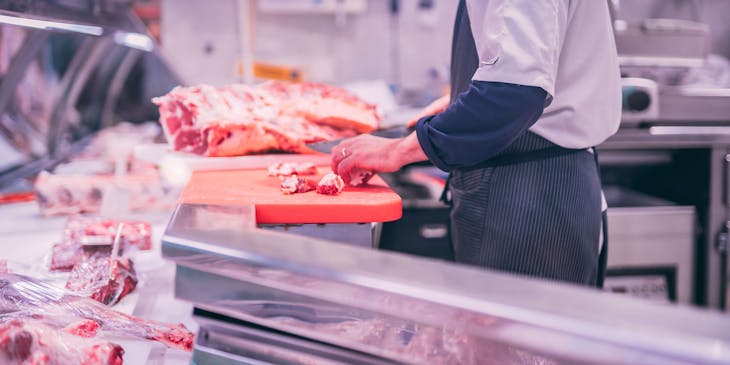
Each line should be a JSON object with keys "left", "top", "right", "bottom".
{"left": 0, "top": 0, "right": 179, "bottom": 189}
{"left": 163, "top": 203, "right": 730, "bottom": 365}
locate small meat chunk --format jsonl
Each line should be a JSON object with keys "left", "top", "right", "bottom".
{"left": 316, "top": 173, "right": 345, "bottom": 195}
{"left": 280, "top": 175, "right": 318, "bottom": 195}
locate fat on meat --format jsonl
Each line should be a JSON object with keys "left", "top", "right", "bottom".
{"left": 152, "top": 81, "right": 379, "bottom": 157}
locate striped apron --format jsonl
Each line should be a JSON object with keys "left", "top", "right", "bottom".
{"left": 446, "top": 0, "right": 607, "bottom": 287}
{"left": 446, "top": 132, "right": 606, "bottom": 286}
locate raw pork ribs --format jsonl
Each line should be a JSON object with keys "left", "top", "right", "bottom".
{"left": 152, "top": 81, "right": 380, "bottom": 157}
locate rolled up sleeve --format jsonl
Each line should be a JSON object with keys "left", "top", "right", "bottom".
{"left": 415, "top": 81, "right": 547, "bottom": 172}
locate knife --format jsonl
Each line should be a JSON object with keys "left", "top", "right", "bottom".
{"left": 305, "top": 125, "right": 413, "bottom": 154}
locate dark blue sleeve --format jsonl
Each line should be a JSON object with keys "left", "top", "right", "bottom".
{"left": 415, "top": 81, "right": 547, "bottom": 172}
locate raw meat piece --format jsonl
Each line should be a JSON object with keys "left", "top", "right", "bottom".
{"left": 63, "top": 319, "right": 101, "bottom": 338}
{"left": 0, "top": 273, "right": 194, "bottom": 351}
{"left": 49, "top": 218, "right": 152, "bottom": 272}
{"left": 152, "top": 81, "right": 379, "bottom": 157}
{"left": 316, "top": 173, "right": 345, "bottom": 195}
{"left": 49, "top": 242, "right": 110, "bottom": 272}
{"left": 65, "top": 257, "right": 138, "bottom": 306}
{"left": 63, "top": 217, "right": 152, "bottom": 251}
{"left": 0, "top": 319, "right": 124, "bottom": 365}
{"left": 267, "top": 162, "right": 317, "bottom": 177}
{"left": 280, "top": 175, "right": 318, "bottom": 195}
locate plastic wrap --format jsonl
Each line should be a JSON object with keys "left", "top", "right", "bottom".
{"left": 49, "top": 217, "right": 151, "bottom": 272}
{"left": 65, "top": 257, "right": 138, "bottom": 306}
{"left": 0, "top": 318, "right": 124, "bottom": 365}
{"left": 34, "top": 171, "right": 173, "bottom": 217}
{"left": 63, "top": 217, "right": 152, "bottom": 251}
{"left": 0, "top": 273, "right": 193, "bottom": 351}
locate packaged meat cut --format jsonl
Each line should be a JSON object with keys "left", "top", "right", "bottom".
{"left": 63, "top": 217, "right": 152, "bottom": 251}
{"left": 65, "top": 257, "right": 138, "bottom": 306}
{"left": 49, "top": 217, "right": 151, "bottom": 272}
{"left": 152, "top": 81, "right": 380, "bottom": 157}
{"left": 49, "top": 242, "right": 110, "bottom": 272}
{"left": 0, "top": 318, "right": 124, "bottom": 365}
{"left": 0, "top": 273, "right": 194, "bottom": 351}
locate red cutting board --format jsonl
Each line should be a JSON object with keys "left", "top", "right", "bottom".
{"left": 179, "top": 168, "right": 402, "bottom": 224}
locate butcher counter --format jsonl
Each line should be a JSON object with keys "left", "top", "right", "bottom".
{"left": 158, "top": 202, "right": 730, "bottom": 365}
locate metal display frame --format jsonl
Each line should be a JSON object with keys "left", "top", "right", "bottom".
{"left": 162, "top": 203, "right": 730, "bottom": 365}
{"left": 0, "top": 2, "right": 179, "bottom": 188}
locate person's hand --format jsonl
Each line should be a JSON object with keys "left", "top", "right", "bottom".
{"left": 406, "top": 95, "right": 450, "bottom": 128}
{"left": 331, "top": 133, "right": 427, "bottom": 184}
{"left": 331, "top": 134, "right": 402, "bottom": 184}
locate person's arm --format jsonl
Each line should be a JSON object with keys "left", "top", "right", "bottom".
{"left": 414, "top": 80, "right": 547, "bottom": 172}
{"left": 331, "top": 80, "right": 545, "bottom": 180}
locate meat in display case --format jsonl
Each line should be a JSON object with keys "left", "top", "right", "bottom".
{"left": 162, "top": 203, "right": 730, "bottom": 365}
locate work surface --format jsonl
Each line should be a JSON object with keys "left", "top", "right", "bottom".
{"left": 180, "top": 168, "right": 403, "bottom": 224}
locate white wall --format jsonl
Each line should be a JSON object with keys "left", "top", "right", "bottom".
{"left": 160, "top": 0, "right": 456, "bottom": 93}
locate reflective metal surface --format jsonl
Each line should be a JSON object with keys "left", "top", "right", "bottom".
{"left": 163, "top": 203, "right": 730, "bottom": 365}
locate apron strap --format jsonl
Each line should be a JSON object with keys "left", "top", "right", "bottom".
{"left": 440, "top": 146, "right": 588, "bottom": 204}
{"left": 464, "top": 146, "right": 588, "bottom": 170}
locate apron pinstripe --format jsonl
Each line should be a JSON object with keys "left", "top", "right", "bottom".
{"left": 446, "top": 0, "right": 607, "bottom": 286}
{"left": 447, "top": 132, "right": 604, "bottom": 285}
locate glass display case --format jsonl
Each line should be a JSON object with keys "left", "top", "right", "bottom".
{"left": 0, "top": 0, "right": 178, "bottom": 188}
{"left": 162, "top": 203, "right": 730, "bottom": 365}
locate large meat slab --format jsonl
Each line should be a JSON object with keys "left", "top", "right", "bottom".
{"left": 152, "top": 81, "right": 380, "bottom": 157}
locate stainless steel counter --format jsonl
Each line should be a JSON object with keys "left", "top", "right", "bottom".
{"left": 163, "top": 203, "right": 730, "bottom": 365}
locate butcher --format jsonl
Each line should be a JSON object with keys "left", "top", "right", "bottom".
{"left": 331, "top": 0, "right": 621, "bottom": 287}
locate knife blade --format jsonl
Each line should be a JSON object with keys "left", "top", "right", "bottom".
{"left": 305, "top": 125, "right": 412, "bottom": 154}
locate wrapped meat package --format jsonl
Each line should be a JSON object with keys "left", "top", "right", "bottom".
{"left": 49, "top": 217, "right": 151, "bottom": 273}
{"left": 65, "top": 257, "right": 138, "bottom": 306}
{"left": 0, "top": 273, "right": 194, "bottom": 353}
{"left": 49, "top": 241, "right": 110, "bottom": 272}
{"left": 0, "top": 318, "right": 124, "bottom": 365}
{"left": 63, "top": 217, "right": 152, "bottom": 251}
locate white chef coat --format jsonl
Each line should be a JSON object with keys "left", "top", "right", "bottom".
{"left": 465, "top": 0, "right": 622, "bottom": 149}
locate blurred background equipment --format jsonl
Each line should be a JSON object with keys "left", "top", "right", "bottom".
{"left": 3, "top": 0, "right": 729, "bottom": 310}
{"left": 0, "top": 0, "right": 179, "bottom": 191}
